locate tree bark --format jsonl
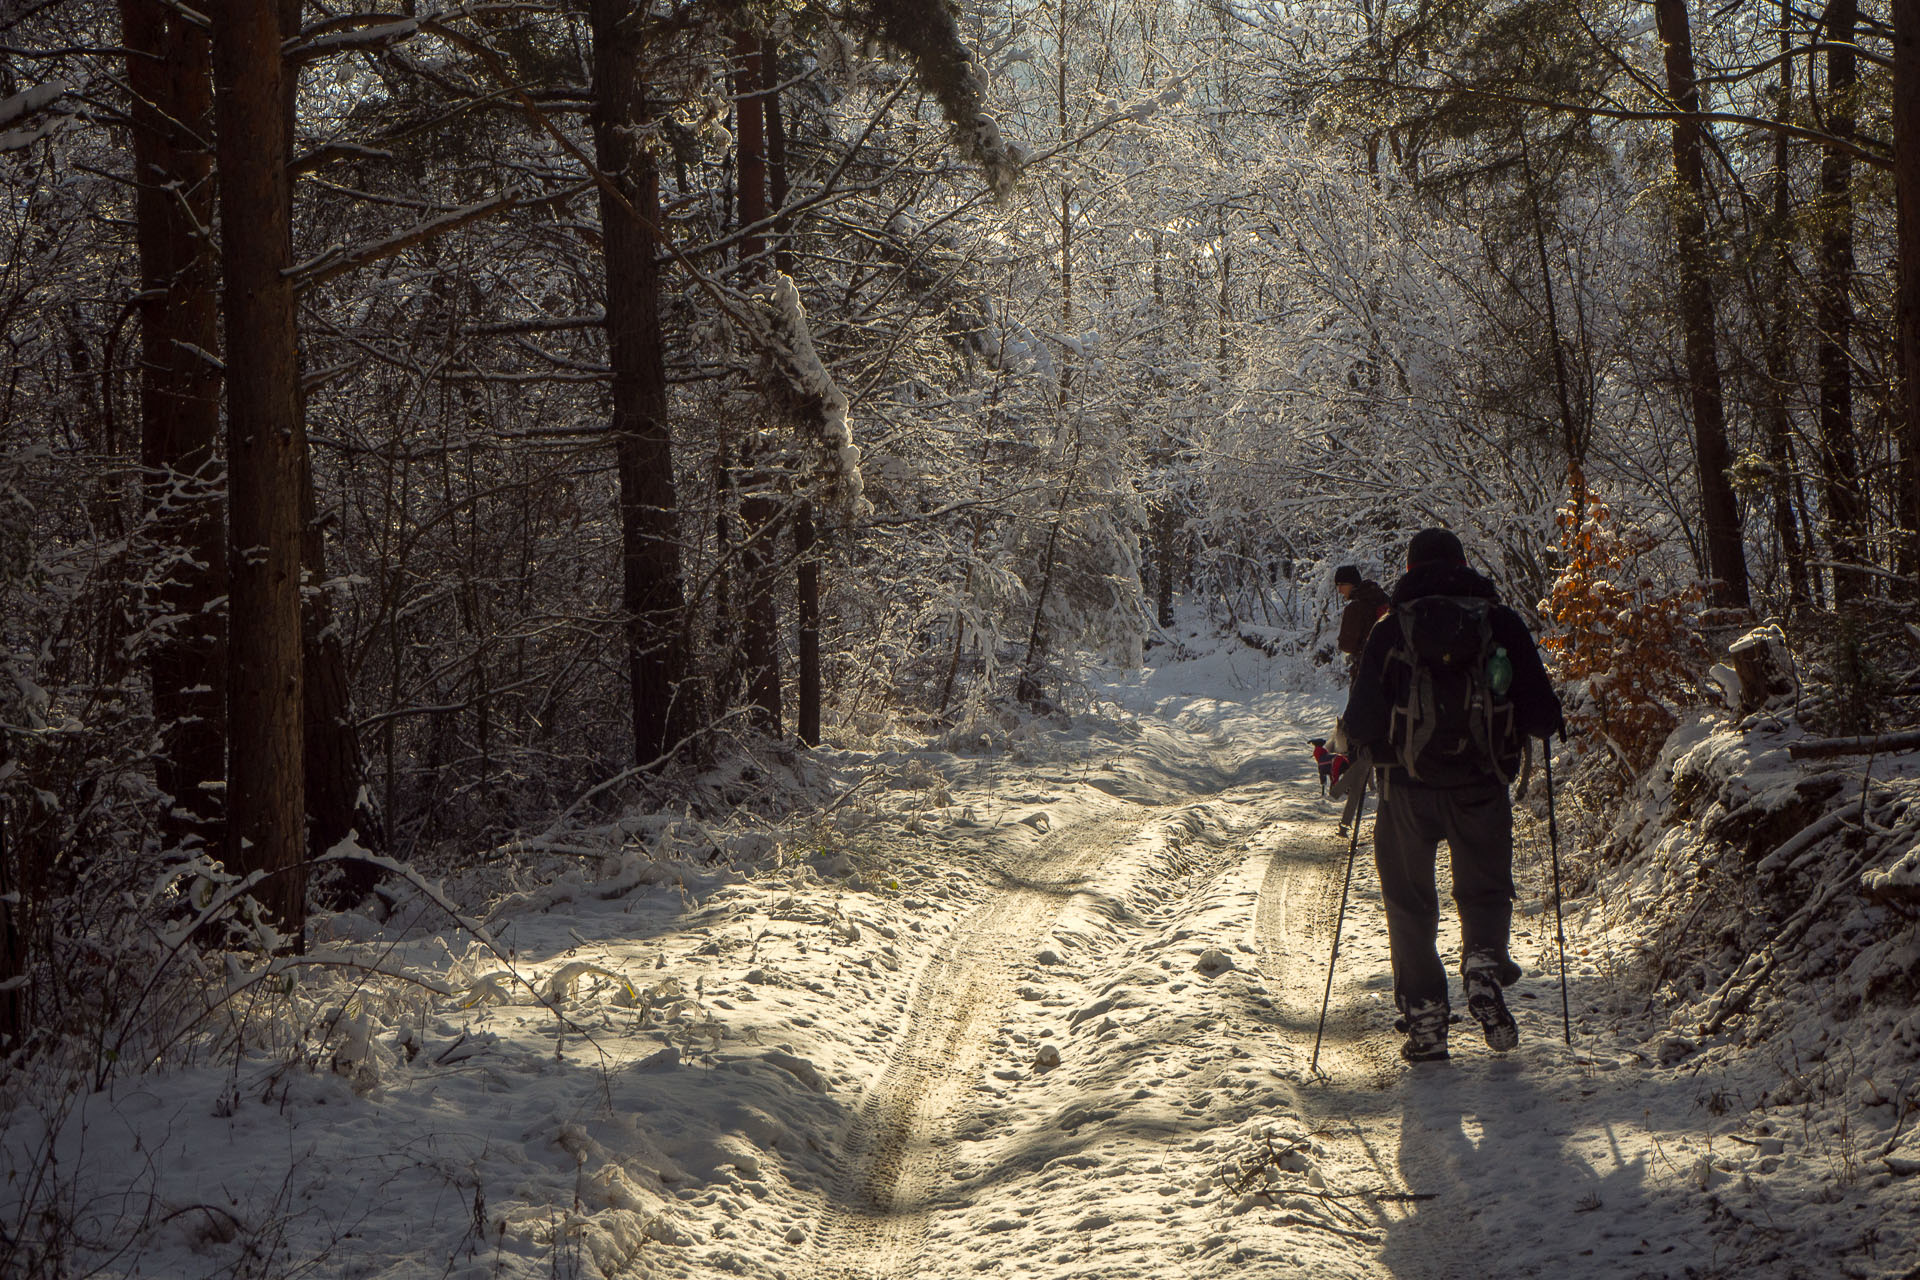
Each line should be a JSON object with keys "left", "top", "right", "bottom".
{"left": 1654, "top": 0, "right": 1751, "bottom": 609}
{"left": 763, "top": 36, "right": 795, "bottom": 281}
{"left": 734, "top": 31, "right": 782, "bottom": 735}
{"left": 1519, "top": 134, "right": 1580, "bottom": 464}
{"left": 588, "top": 0, "right": 691, "bottom": 767}
{"left": 735, "top": 32, "right": 768, "bottom": 277}
{"left": 302, "top": 450, "right": 385, "bottom": 905}
{"left": 795, "top": 499, "right": 821, "bottom": 746}
{"left": 1153, "top": 494, "right": 1177, "bottom": 630}
{"left": 1816, "top": 0, "right": 1868, "bottom": 601}
{"left": 265, "top": 0, "right": 383, "bottom": 901}
{"left": 211, "top": 0, "right": 305, "bottom": 936}
{"left": 1149, "top": 236, "right": 1177, "bottom": 633}
{"left": 765, "top": 36, "right": 817, "bottom": 745}
{"left": 1896, "top": 0, "right": 1920, "bottom": 574}
{"left": 1022, "top": 1, "right": 1076, "bottom": 702}
{"left": 739, "top": 471, "right": 783, "bottom": 736}
{"left": 1763, "top": 0, "right": 1812, "bottom": 608}
{"left": 0, "top": 734, "right": 18, "bottom": 1048}
{"left": 1787, "top": 729, "right": 1920, "bottom": 759}
{"left": 1018, "top": 432, "right": 1083, "bottom": 710}
{"left": 123, "top": 0, "right": 228, "bottom": 853}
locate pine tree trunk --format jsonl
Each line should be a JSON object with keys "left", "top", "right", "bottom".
{"left": 1149, "top": 237, "right": 1176, "bottom": 633}
{"left": 764, "top": 37, "right": 794, "bottom": 281}
{"left": 734, "top": 31, "right": 782, "bottom": 735}
{"left": 795, "top": 500, "right": 820, "bottom": 746}
{"left": 1816, "top": 0, "right": 1868, "bottom": 601}
{"left": 1520, "top": 135, "right": 1580, "bottom": 463}
{"left": 589, "top": 0, "right": 691, "bottom": 767}
{"left": 1654, "top": 0, "right": 1751, "bottom": 609}
{"left": 740, "top": 472, "right": 783, "bottom": 736}
{"left": 735, "top": 33, "right": 768, "bottom": 276}
{"left": 124, "top": 0, "right": 228, "bottom": 853}
{"left": 1027, "top": 8, "right": 1075, "bottom": 700}
{"left": 1153, "top": 496, "right": 1177, "bottom": 631}
{"left": 1764, "top": 0, "right": 1812, "bottom": 608}
{"left": 765, "top": 37, "right": 816, "bottom": 745}
{"left": 1018, "top": 435, "right": 1083, "bottom": 710}
{"left": 211, "top": 0, "right": 305, "bottom": 937}
{"left": 302, "top": 450, "right": 385, "bottom": 905}
{"left": 711, "top": 448, "right": 740, "bottom": 714}
{"left": 1895, "top": 0, "right": 1920, "bottom": 574}
{"left": 0, "top": 734, "right": 18, "bottom": 1049}
{"left": 270, "top": 0, "right": 382, "bottom": 902}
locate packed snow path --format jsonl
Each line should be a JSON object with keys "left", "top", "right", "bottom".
{"left": 16, "top": 649, "right": 1843, "bottom": 1280}
{"left": 794, "top": 668, "right": 1717, "bottom": 1280}
{"left": 809, "top": 812, "right": 1147, "bottom": 1277}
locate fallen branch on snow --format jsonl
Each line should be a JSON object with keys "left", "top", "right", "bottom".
{"left": 1786, "top": 730, "right": 1920, "bottom": 759}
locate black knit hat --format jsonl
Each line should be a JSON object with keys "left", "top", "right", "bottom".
{"left": 1333, "top": 565, "right": 1362, "bottom": 587}
{"left": 1406, "top": 528, "right": 1466, "bottom": 568}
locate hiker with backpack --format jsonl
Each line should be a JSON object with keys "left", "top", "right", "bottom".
{"left": 1329, "top": 565, "right": 1390, "bottom": 836}
{"left": 1341, "top": 528, "right": 1565, "bottom": 1062}
{"left": 1333, "top": 565, "right": 1389, "bottom": 673}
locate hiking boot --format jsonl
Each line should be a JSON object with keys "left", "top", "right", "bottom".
{"left": 1399, "top": 1000, "right": 1449, "bottom": 1063}
{"left": 1463, "top": 957, "right": 1519, "bottom": 1052}
{"left": 1486, "top": 954, "right": 1523, "bottom": 987}
{"left": 1393, "top": 1011, "right": 1463, "bottom": 1033}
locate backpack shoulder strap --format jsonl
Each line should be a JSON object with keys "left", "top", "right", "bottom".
{"left": 1385, "top": 603, "right": 1430, "bottom": 780}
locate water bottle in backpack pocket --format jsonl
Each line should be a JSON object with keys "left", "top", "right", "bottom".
{"left": 1385, "top": 596, "right": 1519, "bottom": 785}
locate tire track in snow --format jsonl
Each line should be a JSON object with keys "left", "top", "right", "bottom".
{"left": 1251, "top": 810, "right": 1497, "bottom": 1278}
{"left": 1251, "top": 819, "right": 1403, "bottom": 1089}
{"left": 808, "top": 813, "right": 1140, "bottom": 1280}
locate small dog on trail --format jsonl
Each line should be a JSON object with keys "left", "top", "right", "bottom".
{"left": 1310, "top": 738, "right": 1342, "bottom": 797}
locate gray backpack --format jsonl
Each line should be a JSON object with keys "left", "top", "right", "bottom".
{"left": 1384, "top": 596, "right": 1518, "bottom": 785}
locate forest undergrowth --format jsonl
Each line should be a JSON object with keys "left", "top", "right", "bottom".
{"left": 1537, "top": 617, "right": 1920, "bottom": 1252}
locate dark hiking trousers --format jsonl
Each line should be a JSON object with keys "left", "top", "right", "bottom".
{"left": 1372, "top": 776, "right": 1515, "bottom": 1014}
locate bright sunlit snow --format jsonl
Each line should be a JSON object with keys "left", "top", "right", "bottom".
{"left": 4, "top": 629, "right": 1914, "bottom": 1279}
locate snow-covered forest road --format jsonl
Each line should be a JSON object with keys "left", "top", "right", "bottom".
{"left": 15, "top": 3, "right": 1920, "bottom": 1275}
{"left": 791, "top": 655, "right": 1716, "bottom": 1280}
{"left": 11, "top": 643, "right": 1890, "bottom": 1280}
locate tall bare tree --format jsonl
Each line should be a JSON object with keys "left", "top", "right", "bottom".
{"left": 122, "top": 0, "right": 227, "bottom": 852}
{"left": 587, "top": 0, "right": 692, "bottom": 768}
{"left": 210, "top": 0, "right": 305, "bottom": 934}
{"left": 1898, "top": 0, "right": 1920, "bottom": 571}
{"left": 734, "top": 31, "right": 783, "bottom": 736}
{"left": 763, "top": 36, "right": 822, "bottom": 747}
{"left": 1654, "top": 0, "right": 1750, "bottom": 608}
{"left": 1816, "top": 0, "right": 1867, "bottom": 601}
{"left": 1760, "top": 0, "right": 1812, "bottom": 607}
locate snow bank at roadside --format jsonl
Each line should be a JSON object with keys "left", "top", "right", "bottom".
{"left": 1573, "top": 709, "right": 1920, "bottom": 1275}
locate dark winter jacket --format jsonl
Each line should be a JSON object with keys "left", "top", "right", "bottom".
{"left": 1342, "top": 563, "right": 1565, "bottom": 785}
{"left": 1336, "top": 579, "right": 1390, "bottom": 657}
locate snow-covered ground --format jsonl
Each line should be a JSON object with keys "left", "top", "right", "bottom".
{"left": 4, "top": 633, "right": 1915, "bottom": 1279}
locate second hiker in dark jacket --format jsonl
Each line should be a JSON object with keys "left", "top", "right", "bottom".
{"left": 1333, "top": 566, "right": 1390, "bottom": 664}
{"left": 1340, "top": 527, "right": 1564, "bottom": 1063}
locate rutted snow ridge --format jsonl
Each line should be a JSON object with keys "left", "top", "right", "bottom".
{"left": 4, "top": 634, "right": 1914, "bottom": 1279}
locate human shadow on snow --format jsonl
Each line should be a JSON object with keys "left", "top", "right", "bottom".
{"left": 1364, "top": 1056, "right": 1702, "bottom": 1280}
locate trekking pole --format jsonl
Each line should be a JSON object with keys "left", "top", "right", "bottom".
{"left": 1310, "top": 772, "right": 1367, "bottom": 1078}
{"left": 1543, "top": 741, "right": 1572, "bottom": 1046}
